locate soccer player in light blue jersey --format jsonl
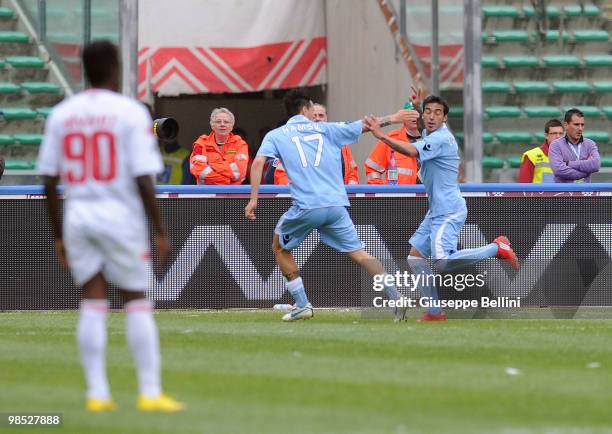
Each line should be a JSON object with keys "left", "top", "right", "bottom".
{"left": 245, "top": 89, "right": 412, "bottom": 321}
{"left": 365, "top": 95, "right": 520, "bottom": 322}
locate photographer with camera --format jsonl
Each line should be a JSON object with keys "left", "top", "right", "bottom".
{"left": 153, "top": 117, "right": 194, "bottom": 185}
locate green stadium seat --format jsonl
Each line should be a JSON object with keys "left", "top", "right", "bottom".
{"left": 564, "top": 106, "right": 600, "bottom": 117}
{"left": 0, "top": 7, "right": 15, "bottom": 18}
{"left": 503, "top": 56, "right": 539, "bottom": 68}
{"left": 0, "top": 82, "right": 20, "bottom": 94}
{"left": 14, "top": 133, "right": 42, "bottom": 146}
{"left": 492, "top": 30, "right": 530, "bottom": 43}
{"left": 524, "top": 106, "right": 561, "bottom": 117}
{"left": 496, "top": 132, "right": 532, "bottom": 143}
{"left": 522, "top": 5, "right": 535, "bottom": 17}
{"left": 592, "top": 81, "right": 612, "bottom": 92}
{"left": 534, "top": 132, "right": 545, "bottom": 143}
{"left": 482, "top": 32, "right": 489, "bottom": 42}
{"left": 583, "top": 4, "right": 601, "bottom": 17}
{"left": 482, "top": 81, "right": 510, "bottom": 93}
{"left": 507, "top": 156, "right": 522, "bottom": 168}
{"left": 37, "top": 107, "right": 53, "bottom": 117}
{"left": 545, "top": 30, "right": 570, "bottom": 41}
{"left": 483, "top": 5, "right": 518, "bottom": 17}
{"left": 6, "top": 56, "right": 45, "bottom": 68}
{"left": 543, "top": 55, "right": 581, "bottom": 67}
{"left": 0, "top": 134, "right": 14, "bottom": 145}
{"left": 546, "top": 5, "right": 561, "bottom": 17}
{"left": 573, "top": 30, "right": 610, "bottom": 42}
{"left": 583, "top": 55, "right": 612, "bottom": 67}
{"left": 600, "top": 157, "right": 612, "bottom": 168}
{"left": 448, "top": 107, "right": 463, "bottom": 117}
{"left": 1, "top": 108, "right": 38, "bottom": 120}
{"left": 513, "top": 81, "right": 550, "bottom": 93}
{"left": 602, "top": 107, "right": 612, "bottom": 117}
{"left": 5, "top": 160, "right": 34, "bottom": 170}
{"left": 482, "top": 157, "right": 504, "bottom": 169}
{"left": 20, "top": 82, "right": 60, "bottom": 94}
{"left": 482, "top": 56, "right": 500, "bottom": 68}
{"left": 585, "top": 131, "right": 609, "bottom": 143}
{"left": 483, "top": 132, "right": 494, "bottom": 143}
{"left": 553, "top": 81, "right": 590, "bottom": 93}
{"left": 485, "top": 106, "right": 521, "bottom": 118}
{"left": 0, "top": 31, "right": 28, "bottom": 43}
{"left": 563, "top": 5, "right": 582, "bottom": 16}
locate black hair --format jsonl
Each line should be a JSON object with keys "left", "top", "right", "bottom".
{"left": 544, "top": 119, "right": 563, "bottom": 133}
{"left": 564, "top": 108, "right": 585, "bottom": 123}
{"left": 82, "top": 40, "right": 119, "bottom": 87}
{"left": 283, "top": 89, "right": 312, "bottom": 117}
{"left": 422, "top": 95, "right": 449, "bottom": 116}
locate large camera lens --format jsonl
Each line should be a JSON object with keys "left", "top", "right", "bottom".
{"left": 153, "top": 117, "right": 179, "bottom": 141}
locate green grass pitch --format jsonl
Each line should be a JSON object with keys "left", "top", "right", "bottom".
{"left": 1, "top": 310, "right": 611, "bottom": 434}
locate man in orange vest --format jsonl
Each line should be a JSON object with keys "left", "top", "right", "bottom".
{"left": 273, "top": 103, "right": 359, "bottom": 185}
{"left": 518, "top": 119, "right": 564, "bottom": 183}
{"left": 190, "top": 108, "right": 249, "bottom": 185}
{"left": 365, "top": 108, "right": 419, "bottom": 184}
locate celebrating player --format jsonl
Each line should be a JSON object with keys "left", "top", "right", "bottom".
{"left": 365, "top": 95, "right": 519, "bottom": 321}
{"left": 38, "top": 41, "right": 183, "bottom": 412}
{"left": 245, "top": 89, "right": 412, "bottom": 321}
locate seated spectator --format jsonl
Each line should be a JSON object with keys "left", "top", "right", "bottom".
{"left": 190, "top": 108, "right": 249, "bottom": 185}
{"left": 364, "top": 110, "right": 419, "bottom": 184}
{"left": 518, "top": 119, "right": 564, "bottom": 183}
{"left": 549, "top": 108, "right": 600, "bottom": 183}
{"left": 273, "top": 103, "right": 359, "bottom": 185}
{"left": 0, "top": 156, "right": 4, "bottom": 180}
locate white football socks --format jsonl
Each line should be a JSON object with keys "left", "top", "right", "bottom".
{"left": 125, "top": 299, "right": 161, "bottom": 398}
{"left": 77, "top": 299, "right": 110, "bottom": 400}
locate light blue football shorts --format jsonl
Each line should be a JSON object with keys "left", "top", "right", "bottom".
{"left": 275, "top": 205, "right": 364, "bottom": 253}
{"left": 409, "top": 208, "right": 468, "bottom": 259}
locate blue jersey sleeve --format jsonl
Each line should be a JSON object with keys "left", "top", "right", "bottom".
{"left": 412, "top": 137, "right": 444, "bottom": 162}
{"left": 325, "top": 120, "right": 362, "bottom": 148}
{"left": 256, "top": 132, "right": 279, "bottom": 159}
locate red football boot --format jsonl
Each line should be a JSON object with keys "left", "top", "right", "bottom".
{"left": 418, "top": 311, "right": 447, "bottom": 322}
{"left": 494, "top": 236, "right": 520, "bottom": 270}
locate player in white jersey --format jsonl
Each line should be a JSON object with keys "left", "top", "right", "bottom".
{"left": 38, "top": 41, "right": 183, "bottom": 412}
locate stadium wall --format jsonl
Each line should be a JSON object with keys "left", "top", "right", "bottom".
{"left": 1, "top": 185, "right": 611, "bottom": 316}
{"left": 325, "top": 0, "right": 416, "bottom": 179}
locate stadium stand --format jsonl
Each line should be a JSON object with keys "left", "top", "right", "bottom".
{"left": 477, "top": 1, "right": 612, "bottom": 181}
{"left": 0, "top": 1, "right": 119, "bottom": 183}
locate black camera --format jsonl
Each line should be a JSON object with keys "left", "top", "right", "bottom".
{"left": 153, "top": 117, "right": 179, "bottom": 141}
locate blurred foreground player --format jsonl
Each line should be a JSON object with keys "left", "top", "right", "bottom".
{"left": 246, "top": 89, "right": 411, "bottom": 322}
{"left": 365, "top": 95, "right": 519, "bottom": 322}
{"left": 38, "top": 40, "right": 183, "bottom": 412}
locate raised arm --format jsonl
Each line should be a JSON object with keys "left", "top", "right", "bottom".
{"left": 364, "top": 116, "right": 419, "bottom": 157}
{"left": 360, "top": 109, "right": 421, "bottom": 133}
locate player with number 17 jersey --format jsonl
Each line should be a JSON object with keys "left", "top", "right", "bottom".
{"left": 257, "top": 116, "right": 362, "bottom": 209}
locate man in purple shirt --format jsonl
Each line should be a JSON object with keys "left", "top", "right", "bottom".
{"left": 549, "top": 108, "right": 600, "bottom": 183}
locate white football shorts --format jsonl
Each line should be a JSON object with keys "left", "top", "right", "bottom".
{"left": 64, "top": 218, "right": 151, "bottom": 291}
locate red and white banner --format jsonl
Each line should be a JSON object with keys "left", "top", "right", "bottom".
{"left": 138, "top": 0, "right": 327, "bottom": 98}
